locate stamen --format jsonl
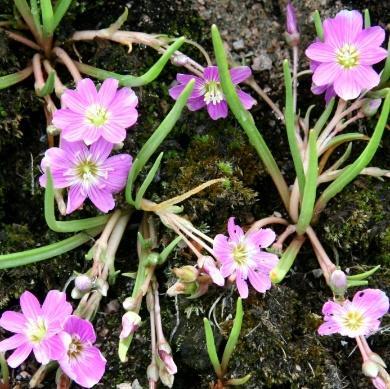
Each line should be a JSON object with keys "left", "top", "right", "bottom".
{"left": 26, "top": 317, "right": 47, "bottom": 343}
{"left": 336, "top": 44, "right": 359, "bottom": 69}
{"left": 204, "top": 81, "right": 224, "bottom": 105}
{"left": 232, "top": 243, "right": 248, "bottom": 266}
{"left": 85, "top": 104, "right": 110, "bottom": 126}
{"left": 341, "top": 310, "right": 364, "bottom": 331}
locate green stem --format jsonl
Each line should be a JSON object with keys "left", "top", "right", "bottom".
{"left": 211, "top": 25, "right": 290, "bottom": 211}
{"left": 0, "top": 66, "right": 33, "bottom": 90}
{"left": 0, "top": 226, "right": 102, "bottom": 269}
{"left": 203, "top": 318, "right": 223, "bottom": 378}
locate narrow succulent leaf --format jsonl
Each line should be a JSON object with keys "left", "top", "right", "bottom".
{"left": 315, "top": 92, "right": 390, "bottom": 217}
{"left": 221, "top": 298, "right": 244, "bottom": 375}
{"left": 77, "top": 37, "right": 185, "bottom": 87}
{"left": 0, "top": 227, "right": 102, "bottom": 269}
{"left": 312, "top": 10, "right": 324, "bottom": 40}
{"left": 283, "top": 59, "right": 305, "bottom": 196}
{"left": 134, "top": 152, "right": 164, "bottom": 209}
{"left": 321, "top": 143, "right": 352, "bottom": 173}
{"left": 364, "top": 9, "right": 371, "bottom": 28}
{"left": 304, "top": 104, "right": 315, "bottom": 129}
{"left": 211, "top": 24, "right": 290, "bottom": 211}
{"left": 36, "top": 70, "right": 55, "bottom": 96}
{"left": 0, "top": 352, "right": 9, "bottom": 386}
{"left": 14, "top": 0, "right": 41, "bottom": 38}
{"left": 313, "top": 98, "right": 335, "bottom": 135}
{"left": 125, "top": 80, "right": 195, "bottom": 203}
{"left": 347, "top": 265, "right": 381, "bottom": 281}
{"left": 30, "top": 0, "right": 42, "bottom": 35}
{"left": 203, "top": 318, "right": 223, "bottom": 378}
{"left": 225, "top": 374, "right": 252, "bottom": 386}
{"left": 45, "top": 168, "right": 110, "bottom": 232}
{"left": 270, "top": 236, "right": 305, "bottom": 283}
{"left": 321, "top": 133, "right": 369, "bottom": 153}
{"left": 106, "top": 7, "right": 128, "bottom": 33}
{"left": 40, "top": 0, "right": 54, "bottom": 35}
{"left": 52, "top": 0, "right": 73, "bottom": 32}
{"left": 347, "top": 279, "right": 368, "bottom": 287}
{"left": 296, "top": 130, "right": 318, "bottom": 234}
{"left": 0, "top": 67, "right": 33, "bottom": 90}
{"left": 158, "top": 236, "right": 182, "bottom": 265}
{"left": 379, "top": 39, "right": 390, "bottom": 85}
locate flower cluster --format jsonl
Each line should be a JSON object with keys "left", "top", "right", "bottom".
{"left": 306, "top": 10, "right": 387, "bottom": 101}
{"left": 0, "top": 291, "right": 106, "bottom": 388}
{"left": 40, "top": 78, "right": 138, "bottom": 213}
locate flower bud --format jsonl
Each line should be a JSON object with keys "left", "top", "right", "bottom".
{"left": 95, "top": 278, "right": 109, "bottom": 296}
{"left": 285, "top": 2, "right": 300, "bottom": 46}
{"left": 171, "top": 53, "right": 189, "bottom": 66}
{"left": 363, "top": 360, "right": 380, "bottom": 378}
{"left": 75, "top": 274, "right": 93, "bottom": 292}
{"left": 122, "top": 297, "right": 137, "bottom": 311}
{"left": 361, "top": 98, "right": 382, "bottom": 117}
{"left": 71, "top": 287, "right": 83, "bottom": 299}
{"left": 46, "top": 124, "right": 61, "bottom": 136}
{"left": 329, "top": 269, "right": 348, "bottom": 296}
{"left": 198, "top": 256, "right": 224, "bottom": 286}
{"left": 120, "top": 311, "right": 141, "bottom": 339}
{"left": 172, "top": 265, "right": 198, "bottom": 283}
{"left": 166, "top": 281, "right": 197, "bottom": 297}
{"left": 147, "top": 362, "right": 159, "bottom": 383}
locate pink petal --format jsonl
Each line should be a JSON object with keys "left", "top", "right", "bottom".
{"left": 227, "top": 217, "right": 244, "bottom": 242}
{"left": 188, "top": 97, "right": 206, "bottom": 111}
{"left": 313, "top": 62, "right": 341, "bottom": 87}
{"left": 333, "top": 10, "right": 363, "bottom": 44}
{"left": 42, "top": 290, "right": 72, "bottom": 325}
{"left": 101, "top": 122, "right": 127, "bottom": 144}
{"left": 52, "top": 109, "right": 84, "bottom": 131}
{"left": 220, "top": 261, "right": 235, "bottom": 278}
{"left": 213, "top": 234, "right": 233, "bottom": 264}
{"left": 323, "top": 18, "right": 343, "bottom": 48}
{"left": 102, "top": 154, "right": 132, "bottom": 192}
{"left": 7, "top": 343, "right": 32, "bottom": 368}
{"left": 0, "top": 312, "right": 26, "bottom": 333}
{"left": 177, "top": 74, "right": 203, "bottom": 85}
{"left": 253, "top": 251, "right": 279, "bottom": 272}
{"left": 318, "top": 320, "right": 341, "bottom": 336}
{"left": 61, "top": 89, "right": 88, "bottom": 113}
{"left": 90, "top": 138, "right": 113, "bottom": 164}
{"left": 352, "top": 289, "right": 389, "bottom": 320}
{"left": 359, "top": 47, "right": 388, "bottom": 66}
{"left": 203, "top": 66, "right": 220, "bottom": 82}
{"left": 305, "top": 42, "right": 335, "bottom": 62}
{"left": 66, "top": 184, "right": 87, "bottom": 214}
{"left": 324, "top": 85, "right": 336, "bottom": 103}
{"left": 169, "top": 84, "right": 186, "bottom": 100}
{"left": 112, "top": 87, "right": 138, "bottom": 109}
{"left": 247, "top": 228, "right": 276, "bottom": 248}
{"left": 20, "top": 291, "right": 42, "bottom": 321}
{"left": 83, "top": 125, "right": 102, "bottom": 146}
{"left": 0, "top": 334, "right": 26, "bottom": 352}
{"left": 248, "top": 268, "right": 271, "bottom": 293}
{"left": 108, "top": 108, "right": 138, "bottom": 130}
{"left": 207, "top": 100, "right": 228, "bottom": 119}
{"left": 356, "top": 26, "right": 385, "bottom": 50}
{"left": 76, "top": 78, "right": 98, "bottom": 104}
{"left": 237, "top": 90, "right": 256, "bottom": 110}
{"left": 171, "top": 75, "right": 205, "bottom": 99}
{"left": 235, "top": 272, "right": 248, "bottom": 298}
{"left": 97, "top": 78, "right": 119, "bottom": 106}
{"left": 311, "top": 83, "right": 328, "bottom": 96}
{"left": 64, "top": 316, "right": 96, "bottom": 343}
{"left": 61, "top": 123, "right": 95, "bottom": 143}
{"left": 203, "top": 257, "right": 225, "bottom": 286}
{"left": 230, "top": 66, "right": 252, "bottom": 84}
{"left": 88, "top": 187, "right": 115, "bottom": 213}
{"left": 35, "top": 335, "right": 66, "bottom": 362}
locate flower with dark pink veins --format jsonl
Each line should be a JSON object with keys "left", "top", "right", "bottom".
{"left": 0, "top": 290, "right": 72, "bottom": 368}
{"left": 53, "top": 78, "right": 138, "bottom": 145}
{"left": 58, "top": 316, "right": 106, "bottom": 388}
{"left": 169, "top": 66, "right": 256, "bottom": 120}
{"left": 310, "top": 60, "right": 336, "bottom": 103}
{"left": 318, "top": 289, "right": 389, "bottom": 337}
{"left": 305, "top": 10, "right": 387, "bottom": 100}
{"left": 213, "top": 217, "right": 279, "bottom": 298}
{"left": 39, "top": 138, "right": 132, "bottom": 214}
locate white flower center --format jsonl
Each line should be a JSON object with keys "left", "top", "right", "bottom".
{"left": 204, "top": 81, "right": 224, "bottom": 105}
{"left": 341, "top": 310, "right": 364, "bottom": 332}
{"left": 336, "top": 44, "right": 359, "bottom": 69}
{"left": 75, "top": 159, "right": 100, "bottom": 188}
{"left": 85, "top": 104, "right": 110, "bottom": 126}
{"left": 26, "top": 317, "right": 47, "bottom": 344}
{"left": 232, "top": 243, "right": 248, "bottom": 266}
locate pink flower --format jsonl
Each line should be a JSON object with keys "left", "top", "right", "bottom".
{"left": 318, "top": 289, "right": 389, "bottom": 338}
{"left": 197, "top": 256, "right": 225, "bottom": 286}
{"left": 310, "top": 60, "right": 336, "bottom": 103}
{"left": 213, "top": 217, "right": 279, "bottom": 298}
{"left": 305, "top": 10, "right": 387, "bottom": 100}
{"left": 39, "top": 138, "right": 132, "bottom": 214}
{"left": 120, "top": 311, "right": 141, "bottom": 339}
{"left": 169, "top": 66, "right": 256, "bottom": 120}
{"left": 58, "top": 316, "right": 106, "bottom": 388}
{"left": 0, "top": 291, "right": 72, "bottom": 368}
{"left": 286, "top": 2, "right": 298, "bottom": 35}
{"left": 53, "top": 78, "right": 138, "bottom": 145}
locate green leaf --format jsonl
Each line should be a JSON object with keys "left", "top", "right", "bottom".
{"left": 313, "top": 98, "right": 335, "bottom": 135}
{"left": 296, "top": 130, "right": 318, "bottom": 234}
{"left": 45, "top": 169, "right": 110, "bottom": 233}
{"left": 125, "top": 79, "right": 195, "bottom": 204}
{"left": 211, "top": 24, "right": 290, "bottom": 211}
{"left": 36, "top": 70, "right": 55, "bottom": 97}
{"left": 225, "top": 374, "right": 252, "bottom": 386}
{"left": 312, "top": 10, "right": 324, "bottom": 40}
{"left": 52, "top": 0, "right": 73, "bottom": 32}
{"left": 14, "top": 0, "right": 41, "bottom": 39}
{"left": 364, "top": 9, "right": 371, "bottom": 28}
{"left": 203, "top": 318, "right": 222, "bottom": 378}
{"left": 347, "top": 265, "right": 381, "bottom": 281}
{"left": 0, "top": 67, "right": 33, "bottom": 90}
{"left": 41, "top": 0, "right": 54, "bottom": 35}
{"left": 134, "top": 152, "right": 164, "bottom": 209}
{"left": 158, "top": 236, "right": 182, "bottom": 265}
{"left": 379, "top": 38, "right": 390, "bottom": 85}
{"left": 0, "top": 227, "right": 102, "bottom": 269}
{"left": 321, "top": 133, "right": 369, "bottom": 153}
{"left": 77, "top": 37, "right": 185, "bottom": 87}
{"left": 283, "top": 59, "right": 305, "bottom": 197}
{"left": 315, "top": 91, "right": 390, "bottom": 216}
{"left": 221, "top": 298, "right": 244, "bottom": 375}
{"left": 347, "top": 280, "right": 368, "bottom": 287}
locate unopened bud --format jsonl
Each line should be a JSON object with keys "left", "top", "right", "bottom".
{"left": 369, "top": 353, "right": 387, "bottom": 369}
{"left": 120, "top": 311, "right": 141, "bottom": 339}
{"left": 122, "top": 297, "right": 137, "bottom": 311}
{"left": 95, "top": 279, "right": 109, "bottom": 296}
{"left": 285, "top": 2, "right": 300, "bottom": 46}
{"left": 166, "top": 281, "right": 197, "bottom": 297}
{"left": 362, "top": 98, "right": 382, "bottom": 117}
{"left": 171, "top": 53, "right": 189, "bottom": 66}
{"left": 147, "top": 362, "right": 159, "bottom": 382}
{"left": 75, "top": 274, "right": 93, "bottom": 292}
{"left": 71, "top": 287, "right": 83, "bottom": 299}
{"left": 46, "top": 124, "right": 61, "bottom": 136}
{"left": 329, "top": 269, "right": 348, "bottom": 296}
{"left": 363, "top": 360, "right": 380, "bottom": 378}
{"left": 172, "top": 265, "right": 198, "bottom": 283}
